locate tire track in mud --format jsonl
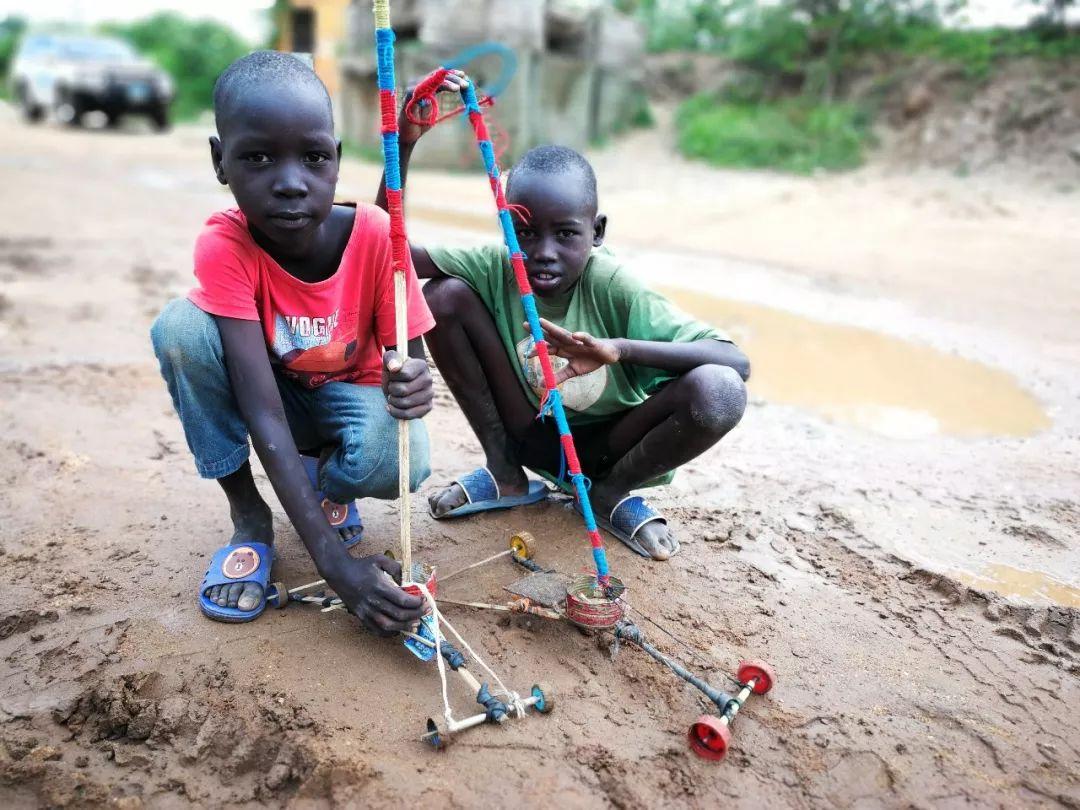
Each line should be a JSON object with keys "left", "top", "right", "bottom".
{"left": 707, "top": 500, "right": 1080, "bottom": 807}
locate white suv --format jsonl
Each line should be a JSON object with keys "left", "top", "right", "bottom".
{"left": 10, "top": 34, "right": 174, "bottom": 130}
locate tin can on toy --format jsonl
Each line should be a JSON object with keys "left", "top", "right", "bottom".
{"left": 402, "top": 563, "right": 439, "bottom": 661}
{"left": 400, "top": 562, "right": 438, "bottom": 599}
{"left": 564, "top": 574, "right": 626, "bottom": 629}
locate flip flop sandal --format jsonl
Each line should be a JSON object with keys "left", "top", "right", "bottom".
{"left": 198, "top": 542, "right": 274, "bottom": 623}
{"left": 301, "top": 455, "right": 365, "bottom": 549}
{"left": 430, "top": 467, "right": 549, "bottom": 520}
{"left": 595, "top": 495, "right": 668, "bottom": 559}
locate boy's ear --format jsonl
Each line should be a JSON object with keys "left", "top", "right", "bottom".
{"left": 592, "top": 213, "right": 607, "bottom": 247}
{"left": 209, "top": 136, "right": 227, "bottom": 186}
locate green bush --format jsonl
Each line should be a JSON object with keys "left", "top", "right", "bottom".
{"left": 102, "top": 12, "right": 250, "bottom": 120}
{"left": 675, "top": 94, "right": 873, "bottom": 173}
{"left": 0, "top": 15, "right": 28, "bottom": 95}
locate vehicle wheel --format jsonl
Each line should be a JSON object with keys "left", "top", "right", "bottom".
{"left": 509, "top": 531, "right": 535, "bottom": 560}
{"left": 531, "top": 682, "right": 555, "bottom": 714}
{"left": 54, "top": 89, "right": 84, "bottom": 127}
{"left": 423, "top": 717, "right": 449, "bottom": 750}
{"left": 150, "top": 105, "right": 171, "bottom": 132}
{"left": 688, "top": 715, "right": 730, "bottom": 761}
{"left": 15, "top": 84, "right": 43, "bottom": 123}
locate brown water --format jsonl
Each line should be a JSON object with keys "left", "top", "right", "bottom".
{"left": 659, "top": 287, "right": 1050, "bottom": 438}
{"left": 954, "top": 564, "right": 1080, "bottom": 608}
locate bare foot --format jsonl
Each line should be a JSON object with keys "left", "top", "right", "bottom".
{"left": 427, "top": 467, "right": 529, "bottom": 517}
{"left": 205, "top": 501, "right": 274, "bottom": 612}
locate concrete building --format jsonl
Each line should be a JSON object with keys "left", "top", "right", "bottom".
{"left": 279, "top": 0, "right": 647, "bottom": 168}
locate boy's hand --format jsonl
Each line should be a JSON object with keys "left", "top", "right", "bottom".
{"left": 327, "top": 554, "right": 426, "bottom": 636}
{"left": 531, "top": 318, "right": 621, "bottom": 385}
{"left": 399, "top": 69, "right": 469, "bottom": 144}
{"left": 382, "top": 350, "right": 433, "bottom": 419}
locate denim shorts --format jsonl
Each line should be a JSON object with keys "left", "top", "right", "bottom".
{"left": 150, "top": 298, "right": 430, "bottom": 503}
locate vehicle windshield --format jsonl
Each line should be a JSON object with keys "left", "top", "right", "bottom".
{"left": 49, "top": 37, "right": 139, "bottom": 62}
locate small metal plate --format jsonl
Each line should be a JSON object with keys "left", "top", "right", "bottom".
{"left": 505, "top": 572, "right": 572, "bottom": 608}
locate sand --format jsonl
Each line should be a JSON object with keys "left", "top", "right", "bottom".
{"left": 0, "top": 107, "right": 1077, "bottom": 808}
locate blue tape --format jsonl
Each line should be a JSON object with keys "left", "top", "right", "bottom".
{"left": 521, "top": 294, "right": 542, "bottom": 340}
{"left": 592, "top": 547, "right": 609, "bottom": 578}
{"left": 478, "top": 140, "right": 497, "bottom": 175}
{"left": 382, "top": 133, "right": 401, "bottom": 190}
{"left": 498, "top": 212, "right": 524, "bottom": 256}
{"left": 375, "top": 30, "right": 396, "bottom": 90}
{"left": 573, "top": 475, "right": 597, "bottom": 530}
{"left": 462, "top": 83, "right": 482, "bottom": 114}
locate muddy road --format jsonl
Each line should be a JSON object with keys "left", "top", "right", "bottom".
{"left": 0, "top": 110, "right": 1077, "bottom": 808}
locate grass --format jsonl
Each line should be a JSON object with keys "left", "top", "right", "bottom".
{"left": 675, "top": 94, "right": 873, "bottom": 174}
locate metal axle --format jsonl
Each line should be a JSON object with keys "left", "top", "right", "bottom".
{"left": 614, "top": 621, "right": 735, "bottom": 713}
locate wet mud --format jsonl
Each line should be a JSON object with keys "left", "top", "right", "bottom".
{"left": 0, "top": 111, "right": 1078, "bottom": 808}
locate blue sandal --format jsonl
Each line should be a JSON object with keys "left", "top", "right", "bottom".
{"left": 198, "top": 542, "right": 274, "bottom": 623}
{"left": 430, "top": 467, "right": 549, "bottom": 519}
{"left": 597, "top": 495, "right": 668, "bottom": 558}
{"left": 301, "top": 455, "right": 364, "bottom": 549}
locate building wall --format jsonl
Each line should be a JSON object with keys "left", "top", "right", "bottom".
{"left": 276, "top": 0, "right": 351, "bottom": 97}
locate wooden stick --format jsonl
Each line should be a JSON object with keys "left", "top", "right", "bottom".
{"left": 395, "top": 272, "right": 412, "bottom": 583}
{"left": 438, "top": 549, "right": 513, "bottom": 584}
{"left": 437, "top": 597, "right": 512, "bottom": 612}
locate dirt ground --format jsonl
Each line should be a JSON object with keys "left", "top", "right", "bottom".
{"left": 1, "top": 105, "right": 1078, "bottom": 809}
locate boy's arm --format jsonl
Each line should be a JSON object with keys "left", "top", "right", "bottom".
{"left": 615, "top": 338, "right": 751, "bottom": 381}
{"left": 214, "top": 316, "right": 425, "bottom": 634}
{"left": 374, "top": 131, "right": 446, "bottom": 281}
{"left": 375, "top": 72, "right": 468, "bottom": 279}
{"left": 538, "top": 319, "right": 751, "bottom": 383}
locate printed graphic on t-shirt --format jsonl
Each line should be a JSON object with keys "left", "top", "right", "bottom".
{"left": 272, "top": 310, "right": 357, "bottom": 385}
{"left": 516, "top": 336, "right": 606, "bottom": 413}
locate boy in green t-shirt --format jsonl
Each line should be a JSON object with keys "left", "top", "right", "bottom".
{"left": 378, "top": 95, "right": 749, "bottom": 559}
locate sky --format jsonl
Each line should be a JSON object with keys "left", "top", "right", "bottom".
{"left": 0, "top": 0, "right": 1068, "bottom": 41}
{"left": 0, "top": 1, "right": 274, "bottom": 43}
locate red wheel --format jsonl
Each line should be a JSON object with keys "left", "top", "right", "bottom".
{"left": 688, "top": 715, "right": 730, "bottom": 761}
{"left": 737, "top": 659, "right": 776, "bottom": 695}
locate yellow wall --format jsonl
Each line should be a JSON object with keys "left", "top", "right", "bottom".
{"left": 276, "top": 0, "right": 350, "bottom": 96}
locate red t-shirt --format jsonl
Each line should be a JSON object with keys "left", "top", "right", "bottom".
{"left": 188, "top": 204, "right": 434, "bottom": 388}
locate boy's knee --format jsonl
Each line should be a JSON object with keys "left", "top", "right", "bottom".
{"left": 324, "top": 421, "right": 431, "bottom": 502}
{"left": 423, "top": 277, "right": 477, "bottom": 323}
{"left": 681, "top": 364, "right": 747, "bottom": 434}
{"left": 150, "top": 298, "right": 222, "bottom": 370}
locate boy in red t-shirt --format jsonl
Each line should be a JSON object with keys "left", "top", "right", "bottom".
{"left": 150, "top": 51, "right": 436, "bottom": 633}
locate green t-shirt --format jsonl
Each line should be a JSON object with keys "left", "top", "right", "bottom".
{"left": 428, "top": 243, "right": 730, "bottom": 425}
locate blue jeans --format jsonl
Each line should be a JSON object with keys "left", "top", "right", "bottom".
{"left": 150, "top": 298, "right": 431, "bottom": 503}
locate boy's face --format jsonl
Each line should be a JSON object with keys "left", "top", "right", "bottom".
{"left": 210, "top": 85, "right": 340, "bottom": 256}
{"left": 507, "top": 169, "right": 606, "bottom": 298}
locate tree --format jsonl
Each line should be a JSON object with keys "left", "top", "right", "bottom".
{"left": 0, "top": 15, "right": 28, "bottom": 86}
{"left": 103, "top": 13, "right": 250, "bottom": 120}
{"left": 1028, "top": 0, "right": 1075, "bottom": 30}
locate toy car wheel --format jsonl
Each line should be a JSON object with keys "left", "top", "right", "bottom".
{"left": 267, "top": 582, "right": 288, "bottom": 609}
{"left": 510, "top": 531, "right": 535, "bottom": 560}
{"left": 688, "top": 715, "right": 731, "bottom": 761}
{"left": 424, "top": 718, "right": 448, "bottom": 750}
{"left": 531, "top": 682, "right": 555, "bottom": 714}
{"left": 736, "top": 659, "right": 777, "bottom": 695}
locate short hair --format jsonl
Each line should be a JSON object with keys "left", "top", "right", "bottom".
{"left": 213, "top": 50, "right": 332, "bottom": 135}
{"left": 507, "top": 145, "right": 598, "bottom": 210}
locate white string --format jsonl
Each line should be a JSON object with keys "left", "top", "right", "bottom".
{"left": 415, "top": 582, "right": 455, "bottom": 726}
{"left": 415, "top": 582, "right": 522, "bottom": 720}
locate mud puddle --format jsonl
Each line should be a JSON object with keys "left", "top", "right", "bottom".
{"left": 954, "top": 563, "right": 1080, "bottom": 608}
{"left": 659, "top": 286, "right": 1049, "bottom": 439}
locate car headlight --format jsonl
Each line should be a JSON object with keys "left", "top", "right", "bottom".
{"left": 74, "top": 71, "right": 108, "bottom": 92}
{"left": 155, "top": 74, "right": 174, "bottom": 97}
